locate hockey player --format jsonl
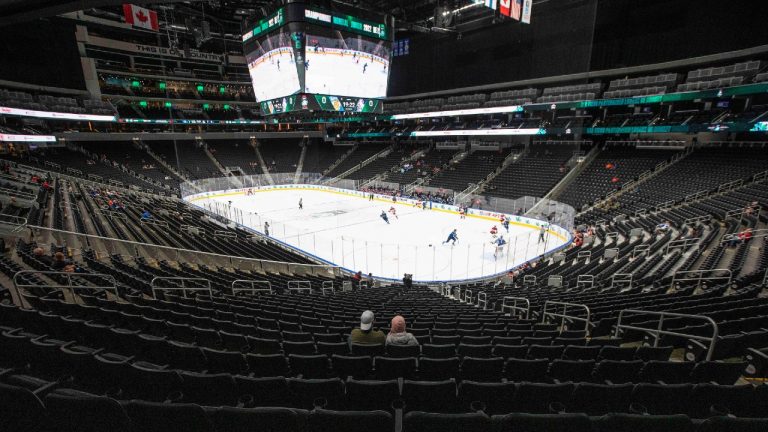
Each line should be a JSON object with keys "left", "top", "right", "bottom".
{"left": 389, "top": 206, "right": 398, "bottom": 219}
{"left": 538, "top": 225, "right": 547, "bottom": 243}
{"left": 502, "top": 217, "right": 510, "bottom": 233}
{"left": 490, "top": 225, "right": 498, "bottom": 237}
{"left": 380, "top": 210, "right": 390, "bottom": 224}
{"left": 299, "top": 198, "right": 303, "bottom": 210}
{"left": 443, "top": 229, "right": 458, "bottom": 246}
{"left": 493, "top": 235, "right": 507, "bottom": 259}
{"left": 459, "top": 207, "right": 466, "bottom": 219}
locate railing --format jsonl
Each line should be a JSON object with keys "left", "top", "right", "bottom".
{"left": 763, "top": 267, "right": 768, "bottom": 287}
{"left": 684, "top": 215, "right": 711, "bottom": 225}
{"left": 501, "top": 296, "right": 530, "bottom": 318}
{"left": 632, "top": 244, "right": 650, "bottom": 259}
{"left": 231, "top": 280, "right": 273, "bottom": 296}
{"left": 576, "top": 274, "right": 595, "bottom": 290}
{"left": 610, "top": 273, "right": 633, "bottom": 289}
{"left": 287, "top": 280, "right": 312, "bottom": 294}
{"left": 577, "top": 250, "right": 592, "bottom": 261}
{"left": 322, "top": 280, "right": 335, "bottom": 295}
{"left": 461, "top": 289, "right": 473, "bottom": 304}
{"left": 614, "top": 309, "right": 719, "bottom": 360}
{"left": 13, "top": 270, "right": 118, "bottom": 304}
{"left": 670, "top": 269, "right": 732, "bottom": 289}
{"left": 477, "top": 291, "right": 488, "bottom": 310}
{"left": 541, "top": 301, "right": 591, "bottom": 333}
{"left": 150, "top": 277, "right": 212, "bottom": 299}
{"left": 665, "top": 237, "right": 700, "bottom": 255}
{"left": 0, "top": 214, "right": 27, "bottom": 235}
{"left": 522, "top": 275, "right": 537, "bottom": 286}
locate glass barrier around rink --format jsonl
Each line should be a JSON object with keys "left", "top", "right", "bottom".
{"left": 183, "top": 174, "right": 575, "bottom": 283}
{"left": 459, "top": 194, "right": 576, "bottom": 232}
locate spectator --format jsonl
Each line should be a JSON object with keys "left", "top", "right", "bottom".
{"left": 141, "top": 210, "right": 152, "bottom": 221}
{"left": 386, "top": 315, "right": 418, "bottom": 347}
{"left": 33, "top": 247, "right": 53, "bottom": 267}
{"left": 52, "top": 252, "right": 67, "bottom": 270}
{"left": 352, "top": 271, "right": 362, "bottom": 288}
{"left": 349, "top": 310, "right": 385, "bottom": 347}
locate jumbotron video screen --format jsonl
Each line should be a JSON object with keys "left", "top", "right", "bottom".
{"left": 245, "top": 27, "right": 301, "bottom": 102}
{"left": 304, "top": 26, "right": 390, "bottom": 99}
{"left": 242, "top": 5, "right": 391, "bottom": 114}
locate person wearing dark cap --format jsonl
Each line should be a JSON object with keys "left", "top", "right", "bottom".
{"left": 349, "top": 310, "right": 385, "bottom": 347}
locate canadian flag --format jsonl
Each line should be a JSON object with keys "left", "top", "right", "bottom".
{"left": 123, "top": 4, "right": 159, "bottom": 31}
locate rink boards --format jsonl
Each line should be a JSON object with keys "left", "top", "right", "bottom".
{"left": 185, "top": 184, "right": 572, "bottom": 282}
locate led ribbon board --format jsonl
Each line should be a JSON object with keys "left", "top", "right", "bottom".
{"left": 242, "top": 8, "right": 285, "bottom": 41}
{"left": 0, "top": 106, "right": 116, "bottom": 122}
{"left": 391, "top": 105, "right": 523, "bottom": 120}
{"left": 305, "top": 8, "right": 388, "bottom": 40}
{"left": 0, "top": 133, "right": 57, "bottom": 142}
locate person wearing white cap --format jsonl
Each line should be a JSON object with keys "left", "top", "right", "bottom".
{"left": 348, "top": 310, "right": 385, "bottom": 348}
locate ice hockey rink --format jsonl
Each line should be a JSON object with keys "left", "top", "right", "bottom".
{"left": 304, "top": 48, "right": 388, "bottom": 98}
{"left": 193, "top": 188, "right": 570, "bottom": 282}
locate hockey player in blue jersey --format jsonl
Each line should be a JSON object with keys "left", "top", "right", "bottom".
{"left": 380, "top": 210, "right": 390, "bottom": 224}
{"left": 502, "top": 217, "right": 510, "bottom": 233}
{"left": 493, "top": 235, "right": 507, "bottom": 259}
{"left": 443, "top": 229, "right": 458, "bottom": 246}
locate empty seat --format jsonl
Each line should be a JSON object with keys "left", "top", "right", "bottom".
{"left": 457, "top": 344, "right": 493, "bottom": 358}
{"left": 422, "top": 344, "right": 457, "bottom": 359}
{"left": 122, "top": 400, "right": 214, "bottom": 432}
{"left": 458, "top": 381, "right": 516, "bottom": 415}
{"left": 210, "top": 406, "right": 305, "bottom": 432}
{"left": 461, "top": 357, "right": 504, "bottom": 382}
{"left": 309, "top": 408, "right": 394, "bottom": 432}
{"left": 513, "top": 382, "right": 575, "bottom": 414}
{"left": 289, "top": 354, "right": 330, "bottom": 379}
{"left": 386, "top": 344, "right": 420, "bottom": 358}
{"left": 598, "top": 346, "right": 637, "bottom": 361}
{"left": 42, "top": 389, "right": 131, "bottom": 432}
{"left": 689, "top": 361, "right": 746, "bottom": 385}
{"left": 331, "top": 355, "right": 373, "bottom": 379}
{"left": 233, "top": 375, "right": 291, "bottom": 408}
{"left": 595, "top": 413, "right": 694, "bottom": 432}
{"left": 375, "top": 356, "right": 417, "bottom": 380}
{"left": 202, "top": 348, "right": 247, "bottom": 374}
{"left": 688, "top": 383, "right": 756, "bottom": 418}
{"left": 492, "top": 413, "right": 592, "bottom": 432}
{"left": 562, "top": 345, "right": 601, "bottom": 360}
{"left": 245, "top": 353, "right": 289, "bottom": 377}
{"left": 288, "top": 378, "right": 345, "bottom": 410}
{"left": 403, "top": 411, "right": 491, "bottom": 432}
{"left": 345, "top": 379, "right": 400, "bottom": 411}
{"left": 504, "top": 358, "right": 550, "bottom": 382}
{"left": 351, "top": 343, "right": 386, "bottom": 357}
{"left": 634, "top": 345, "right": 673, "bottom": 361}
{"left": 418, "top": 357, "right": 460, "bottom": 381}
{"left": 548, "top": 359, "right": 596, "bottom": 383}
{"left": 493, "top": 344, "right": 529, "bottom": 359}
{"left": 630, "top": 383, "right": 693, "bottom": 415}
{"left": 402, "top": 380, "right": 459, "bottom": 413}
{"left": 527, "top": 344, "right": 564, "bottom": 360}
{"left": 593, "top": 360, "right": 644, "bottom": 384}
{"left": 640, "top": 361, "right": 695, "bottom": 384}
{"left": 570, "top": 382, "right": 633, "bottom": 415}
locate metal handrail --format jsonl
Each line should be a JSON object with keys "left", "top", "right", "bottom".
{"left": 614, "top": 309, "right": 719, "bottom": 361}
{"left": 610, "top": 273, "right": 633, "bottom": 289}
{"left": 632, "top": 244, "right": 650, "bottom": 259}
{"left": 461, "top": 289, "right": 474, "bottom": 304}
{"left": 477, "top": 291, "right": 488, "bottom": 310}
{"left": 576, "top": 274, "right": 595, "bottom": 289}
{"left": 763, "top": 267, "right": 768, "bottom": 287}
{"left": 231, "top": 279, "right": 273, "bottom": 295}
{"left": 665, "top": 237, "right": 700, "bottom": 255}
{"left": 151, "top": 277, "right": 212, "bottom": 299}
{"left": 287, "top": 280, "right": 312, "bottom": 293}
{"left": 13, "top": 270, "right": 118, "bottom": 304}
{"left": 501, "top": 296, "right": 530, "bottom": 319}
{"left": 547, "top": 275, "right": 563, "bottom": 288}
{"left": 670, "top": 268, "right": 732, "bottom": 289}
{"left": 522, "top": 275, "right": 536, "bottom": 286}
{"left": 542, "top": 301, "right": 592, "bottom": 333}
{"left": 322, "top": 280, "right": 335, "bottom": 295}
{"left": 0, "top": 214, "right": 27, "bottom": 234}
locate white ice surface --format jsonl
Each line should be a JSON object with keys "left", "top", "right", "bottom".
{"left": 199, "top": 188, "right": 568, "bottom": 282}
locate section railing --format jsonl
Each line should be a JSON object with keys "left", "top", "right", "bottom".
{"left": 614, "top": 309, "right": 719, "bottom": 360}
{"left": 151, "top": 277, "right": 212, "bottom": 299}
{"left": 541, "top": 301, "right": 592, "bottom": 334}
